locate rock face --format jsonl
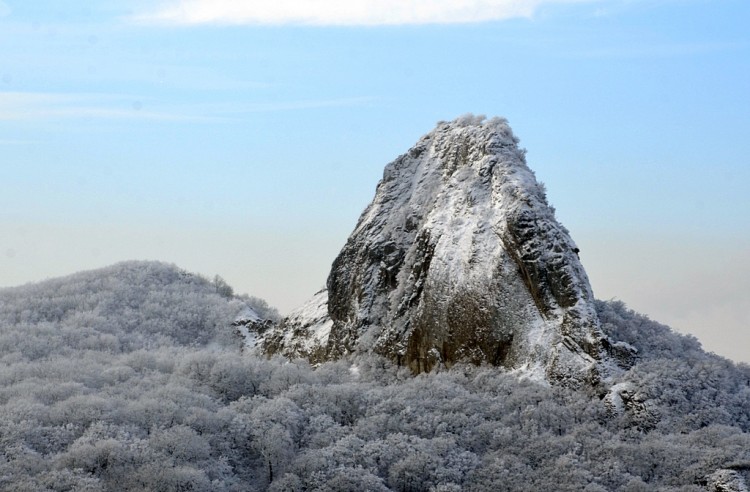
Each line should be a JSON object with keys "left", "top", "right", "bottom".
{"left": 706, "top": 469, "right": 749, "bottom": 492}
{"left": 260, "top": 289, "right": 331, "bottom": 364}
{"left": 261, "top": 115, "right": 614, "bottom": 386}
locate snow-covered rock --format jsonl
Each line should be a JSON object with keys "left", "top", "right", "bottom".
{"left": 231, "top": 305, "right": 272, "bottom": 351}
{"left": 258, "top": 115, "right": 626, "bottom": 386}
{"left": 603, "top": 381, "right": 658, "bottom": 429}
{"left": 707, "top": 469, "right": 749, "bottom": 492}
{"left": 260, "top": 289, "right": 332, "bottom": 364}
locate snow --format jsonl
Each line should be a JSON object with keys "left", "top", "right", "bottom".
{"left": 264, "top": 115, "right": 610, "bottom": 384}
{"left": 250, "top": 289, "right": 333, "bottom": 362}
{"left": 708, "top": 469, "right": 749, "bottom": 492}
{"left": 280, "top": 288, "right": 332, "bottom": 352}
{"left": 603, "top": 382, "right": 635, "bottom": 415}
{"left": 234, "top": 306, "right": 261, "bottom": 324}
{"left": 237, "top": 324, "right": 258, "bottom": 350}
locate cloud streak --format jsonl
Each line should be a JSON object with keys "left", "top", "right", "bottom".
{"left": 0, "top": 139, "right": 39, "bottom": 145}
{"left": 570, "top": 41, "right": 745, "bottom": 59}
{"left": 0, "top": 92, "right": 373, "bottom": 122}
{"left": 131, "top": 0, "right": 593, "bottom": 26}
{"left": 197, "top": 97, "right": 375, "bottom": 114}
{"left": 0, "top": 92, "right": 195, "bottom": 122}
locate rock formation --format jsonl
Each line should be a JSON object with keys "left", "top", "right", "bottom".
{"left": 706, "top": 469, "right": 749, "bottom": 492}
{"left": 254, "top": 115, "right": 626, "bottom": 386}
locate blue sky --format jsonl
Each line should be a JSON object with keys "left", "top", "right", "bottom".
{"left": 1, "top": 0, "right": 748, "bottom": 362}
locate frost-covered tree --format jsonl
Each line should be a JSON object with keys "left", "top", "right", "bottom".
{"left": 1, "top": 265, "right": 749, "bottom": 490}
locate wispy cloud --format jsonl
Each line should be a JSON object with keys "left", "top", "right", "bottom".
{"left": 0, "top": 139, "right": 39, "bottom": 145}
{"left": 570, "top": 41, "right": 745, "bottom": 59}
{"left": 0, "top": 91, "right": 374, "bottom": 122}
{"left": 0, "top": 92, "right": 193, "bottom": 122}
{"left": 198, "top": 97, "right": 375, "bottom": 114}
{"left": 131, "top": 0, "right": 594, "bottom": 26}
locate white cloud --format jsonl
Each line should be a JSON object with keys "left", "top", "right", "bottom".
{"left": 0, "top": 1, "right": 10, "bottom": 18}
{"left": 131, "top": 0, "right": 592, "bottom": 26}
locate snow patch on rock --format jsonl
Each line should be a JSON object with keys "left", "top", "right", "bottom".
{"left": 707, "top": 469, "right": 749, "bottom": 492}
{"left": 259, "top": 289, "right": 332, "bottom": 364}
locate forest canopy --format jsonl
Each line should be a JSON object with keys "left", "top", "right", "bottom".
{"left": 0, "top": 261, "right": 748, "bottom": 491}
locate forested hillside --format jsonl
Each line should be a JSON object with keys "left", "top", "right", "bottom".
{"left": 0, "top": 262, "right": 748, "bottom": 491}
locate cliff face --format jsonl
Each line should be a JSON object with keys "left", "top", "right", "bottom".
{"left": 258, "top": 115, "right": 618, "bottom": 386}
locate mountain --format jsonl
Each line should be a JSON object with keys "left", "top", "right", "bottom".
{"left": 0, "top": 261, "right": 261, "bottom": 350}
{"left": 1, "top": 157, "right": 749, "bottom": 491}
{"left": 253, "top": 115, "right": 634, "bottom": 387}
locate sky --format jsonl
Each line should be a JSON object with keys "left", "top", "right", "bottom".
{"left": 1, "top": 0, "right": 748, "bottom": 363}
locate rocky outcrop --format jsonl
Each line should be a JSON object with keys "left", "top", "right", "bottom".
{"left": 258, "top": 115, "right": 620, "bottom": 386}
{"left": 260, "top": 289, "right": 331, "bottom": 364}
{"left": 706, "top": 469, "right": 749, "bottom": 492}
{"left": 603, "top": 382, "right": 658, "bottom": 430}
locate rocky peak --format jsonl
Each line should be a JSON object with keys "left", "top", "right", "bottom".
{"left": 258, "top": 115, "right": 625, "bottom": 387}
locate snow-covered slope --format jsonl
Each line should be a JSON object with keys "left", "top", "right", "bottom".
{"left": 258, "top": 289, "right": 332, "bottom": 363}
{"left": 259, "top": 115, "right": 629, "bottom": 386}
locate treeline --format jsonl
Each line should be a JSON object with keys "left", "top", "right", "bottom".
{"left": 0, "top": 262, "right": 748, "bottom": 491}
